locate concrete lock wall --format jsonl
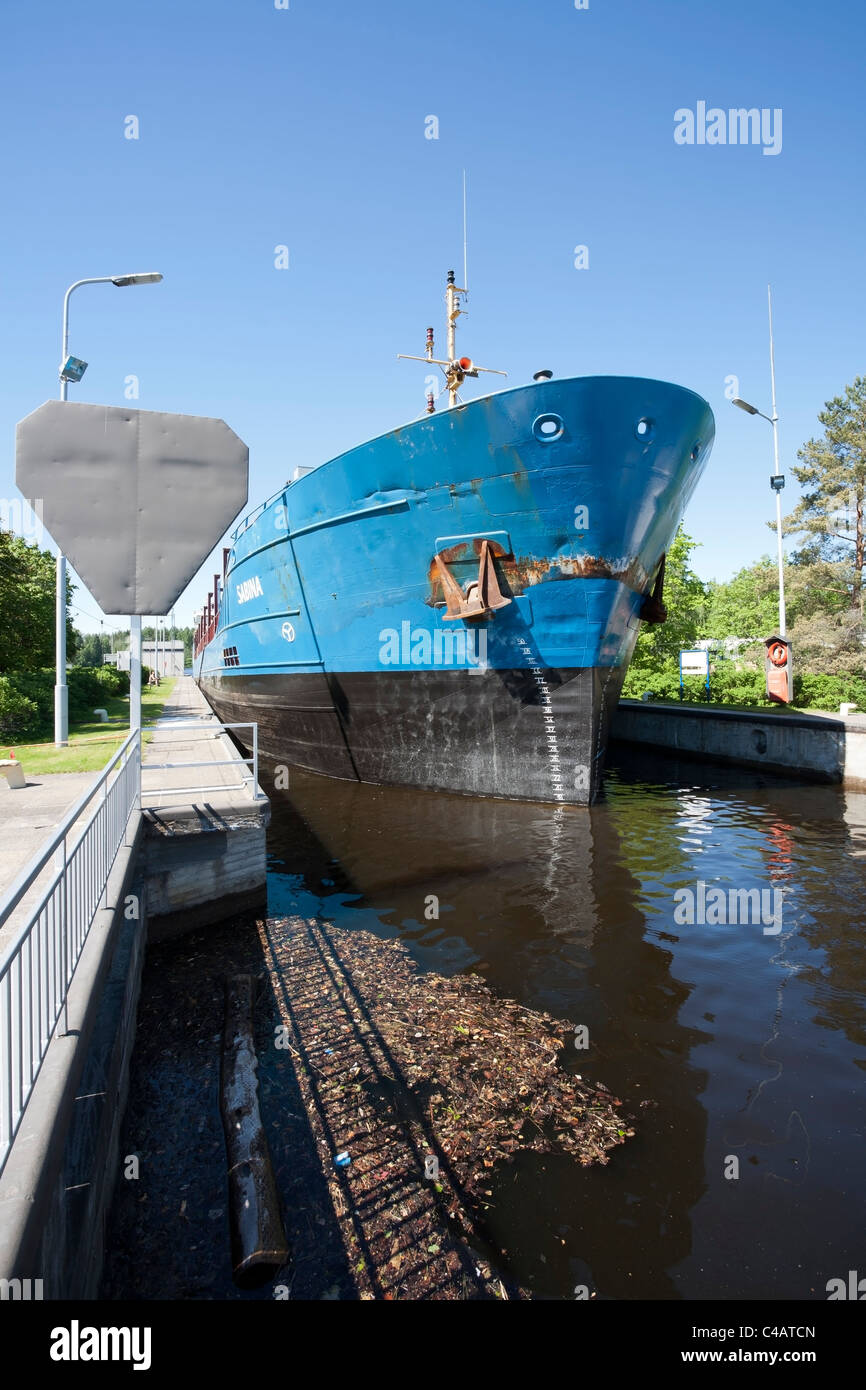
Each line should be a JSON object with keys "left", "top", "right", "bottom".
{"left": 141, "top": 806, "right": 269, "bottom": 942}
{"left": 611, "top": 700, "right": 866, "bottom": 788}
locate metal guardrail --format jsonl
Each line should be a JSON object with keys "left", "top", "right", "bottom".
{"left": 0, "top": 713, "right": 262, "bottom": 1175}
{"left": 0, "top": 731, "right": 140, "bottom": 1175}
{"left": 141, "top": 719, "right": 262, "bottom": 800}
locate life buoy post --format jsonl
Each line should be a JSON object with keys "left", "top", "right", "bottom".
{"left": 763, "top": 634, "right": 793, "bottom": 705}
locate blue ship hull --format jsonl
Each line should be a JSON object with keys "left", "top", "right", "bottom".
{"left": 195, "top": 376, "right": 714, "bottom": 803}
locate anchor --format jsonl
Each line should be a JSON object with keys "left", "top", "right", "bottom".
{"left": 433, "top": 539, "right": 512, "bottom": 622}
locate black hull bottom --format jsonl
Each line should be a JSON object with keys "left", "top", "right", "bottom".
{"left": 198, "top": 666, "right": 627, "bottom": 805}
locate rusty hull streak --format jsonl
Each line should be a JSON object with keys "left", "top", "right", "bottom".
{"left": 427, "top": 464, "right": 653, "bottom": 602}
{"left": 428, "top": 547, "right": 652, "bottom": 608}
{"left": 505, "top": 553, "right": 649, "bottom": 592}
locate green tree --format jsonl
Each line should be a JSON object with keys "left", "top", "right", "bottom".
{"left": 704, "top": 557, "right": 780, "bottom": 639}
{"left": 628, "top": 526, "right": 707, "bottom": 671}
{"left": 785, "top": 551, "right": 857, "bottom": 620}
{"left": 786, "top": 607, "right": 864, "bottom": 676}
{"left": 77, "top": 632, "right": 104, "bottom": 667}
{"left": 782, "top": 377, "right": 866, "bottom": 611}
{"left": 0, "top": 529, "right": 75, "bottom": 674}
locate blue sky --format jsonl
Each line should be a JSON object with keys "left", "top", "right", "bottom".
{"left": 1, "top": 0, "right": 863, "bottom": 634}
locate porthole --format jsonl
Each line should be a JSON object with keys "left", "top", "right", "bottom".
{"left": 635, "top": 417, "right": 655, "bottom": 441}
{"left": 533, "top": 413, "right": 564, "bottom": 442}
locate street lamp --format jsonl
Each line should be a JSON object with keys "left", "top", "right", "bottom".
{"left": 59, "top": 273, "right": 164, "bottom": 400}
{"left": 55, "top": 271, "right": 163, "bottom": 745}
{"left": 731, "top": 285, "right": 786, "bottom": 638}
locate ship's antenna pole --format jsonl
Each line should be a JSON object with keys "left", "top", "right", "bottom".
{"left": 462, "top": 169, "right": 468, "bottom": 294}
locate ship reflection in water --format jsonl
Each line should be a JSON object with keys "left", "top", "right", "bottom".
{"left": 265, "top": 747, "right": 866, "bottom": 1300}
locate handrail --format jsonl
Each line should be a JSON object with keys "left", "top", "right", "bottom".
{"left": 140, "top": 719, "right": 263, "bottom": 801}
{"left": 0, "top": 730, "right": 141, "bottom": 1174}
{"left": 0, "top": 713, "right": 262, "bottom": 1173}
{"left": 0, "top": 729, "right": 139, "bottom": 947}
{"left": 231, "top": 482, "right": 289, "bottom": 540}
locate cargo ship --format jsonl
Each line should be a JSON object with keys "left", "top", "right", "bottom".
{"left": 193, "top": 272, "right": 714, "bottom": 803}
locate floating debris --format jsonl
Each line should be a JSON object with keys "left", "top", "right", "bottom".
{"left": 103, "top": 912, "right": 635, "bottom": 1302}
{"left": 258, "top": 915, "right": 635, "bottom": 1296}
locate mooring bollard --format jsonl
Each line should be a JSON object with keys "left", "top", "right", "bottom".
{"left": 219, "top": 974, "right": 290, "bottom": 1288}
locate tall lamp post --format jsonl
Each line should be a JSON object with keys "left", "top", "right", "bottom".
{"left": 732, "top": 285, "right": 786, "bottom": 638}
{"left": 55, "top": 272, "right": 163, "bottom": 745}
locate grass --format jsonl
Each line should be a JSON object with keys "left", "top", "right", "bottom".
{"left": 7, "top": 679, "right": 178, "bottom": 775}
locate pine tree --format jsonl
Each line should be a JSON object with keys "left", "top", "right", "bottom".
{"left": 784, "top": 377, "right": 866, "bottom": 612}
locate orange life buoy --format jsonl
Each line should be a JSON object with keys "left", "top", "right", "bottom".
{"left": 768, "top": 642, "right": 787, "bottom": 667}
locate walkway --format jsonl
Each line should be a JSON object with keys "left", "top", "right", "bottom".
{"left": 140, "top": 676, "right": 262, "bottom": 819}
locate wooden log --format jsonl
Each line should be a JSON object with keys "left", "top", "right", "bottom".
{"left": 219, "top": 974, "right": 290, "bottom": 1288}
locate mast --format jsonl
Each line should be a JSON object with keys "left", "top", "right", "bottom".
{"left": 445, "top": 270, "right": 463, "bottom": 402}
{"left": 398, "top": 268, "right": 506, "bottom": 410}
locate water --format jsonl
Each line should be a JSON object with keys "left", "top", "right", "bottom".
{"left": 265, "top": 748, "right": 866, "bottom": 1301}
